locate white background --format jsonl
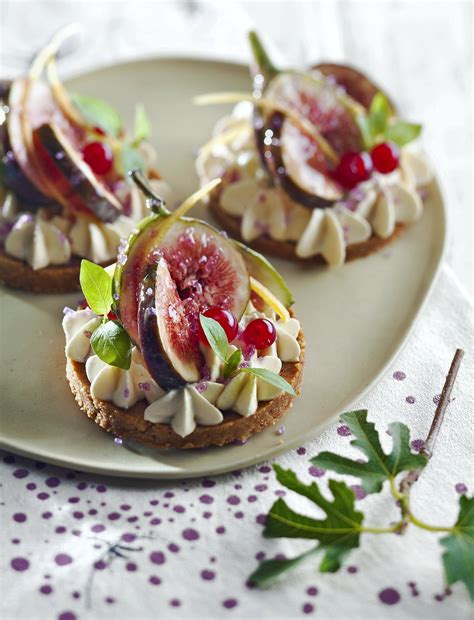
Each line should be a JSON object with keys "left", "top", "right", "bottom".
{"left": 0, "top": 0, "right": 472, "bottom": 297}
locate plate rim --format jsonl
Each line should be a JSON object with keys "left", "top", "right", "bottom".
{"left": 0, "top": 55, "right": 448, "bottom": 478}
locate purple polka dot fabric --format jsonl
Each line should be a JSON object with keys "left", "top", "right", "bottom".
{"left": 1, "top": 287, "right": 473, "bottom": 620}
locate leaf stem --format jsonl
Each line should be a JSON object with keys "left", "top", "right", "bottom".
{"left": 360, "top": 524, "right": 402, "bottom": 534}
{"left": 406, "top": 512, "right": 454, "bottom": 533}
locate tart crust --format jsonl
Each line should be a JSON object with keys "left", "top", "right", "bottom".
{"left": 66, "top": 326, "right": 305, "bottom": 450}
{"left": 209, "top": 197, "right": 405, "bottom": 264}
{"left": 0, "top": 250, "right": 86, "bottom": 294}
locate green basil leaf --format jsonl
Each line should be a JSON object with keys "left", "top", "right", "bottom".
{"left": 199, "top": 315, "right": 228, "bottom": 362}
{"left": 120, "top": 144, "right": 145, "bottom": 177}
{"left": 79, "top": 259, "right": 113, "bottom": 316}
{"left": 70, "top": 93, "right": 122, "bottom": 137}
{"left": 369, "top": 92, "right": 391, "bottom": 136}
{"left": 355, "top": 114, "right": 374, "bottom": 150}
{"left": 224, "top": 349, "right": 242, "bottom": 378}
{"left": 133, "top": 103, "right": 151, "bottom": 145}
{"left": 241, "top": 367, "right": 296, "bottom": 396}
{"left": 385, "top": 120, "right": 422, "bottom": 147}
{"left": 91, "top": 320, "right": 132, "bottom": 370}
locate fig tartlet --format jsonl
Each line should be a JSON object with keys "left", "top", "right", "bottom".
{"left": 63, "top": 172, "right": 304, "bottom": 449}
{"left": 0, "top": 28, "right": 170, "bottom": 293}
{"left": 195, "top": 32, "right": 433, "bottom": 266}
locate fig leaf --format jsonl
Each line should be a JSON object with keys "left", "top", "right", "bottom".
{"left": 90, "top": 320, "right": 133, "bottom": 370}
{"left": 440, "top": 495, "right": 474, "bottom": 600}
{"left": 311, "top": 410, "right": 428, "bottom": 494}
{"left": 79, "top": 259, "right": 113, "bottom": 316}
{"left": 70, "top": 92, "right": 122, "bottom": 137}
{"left": 241, "top": 367, "right": 296, "bottom": 396}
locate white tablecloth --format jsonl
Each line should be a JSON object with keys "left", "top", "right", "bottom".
{"left": 1, "top": 2, "right": 472, "bottom": 619}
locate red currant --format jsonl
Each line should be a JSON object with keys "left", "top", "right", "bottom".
{"left": 198, "top": 306, "right": 238, "bottom": 345}
{"left": 107, "top": 310, "right": 118, "bottom": 321}
{"left": 333, "top": 151, "right": 373, "bottom": 189}
{"left": 370, "top": 142, "right": 400, "bottom": 174}
{"left": 82, "top": 141, "right": 113, "bottom": 175}
{"left": 242, "top": 318, "right": 276, "bottom": 350}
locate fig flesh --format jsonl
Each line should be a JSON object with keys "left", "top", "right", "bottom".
{"left": 117, "top": 217, "right": 250, "bottom": 346}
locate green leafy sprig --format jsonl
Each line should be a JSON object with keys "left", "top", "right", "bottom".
{"left": 356, "top": 92, "right": 422, "bottom": 150}
{"left": 249, "top": 349, "right": 473, "bottom": 601}
{"left": 198, "top": 314, "right": 295, "bottom": 394}
{"left": 70, "top": 93, "right": 151, "bottom": 177}
{"left": 79, "top": 259, "right": 132, "bottom": 370}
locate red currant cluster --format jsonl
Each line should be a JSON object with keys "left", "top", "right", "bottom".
{"left": 333, "top": 142, "right": 400, "bottom": 190}
{"left": 198, "top": 306, "right": 276, "bottom": 351}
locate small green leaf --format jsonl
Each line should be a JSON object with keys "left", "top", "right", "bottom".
{"left": 311, "top": 410, "right": 428, "bottom": 494}
{"left": 133, "top": 103, "right": 151, "bottom": 145}
{"left": 385, "top": 120, "right": 422, "bottom": 147}
{"left": 91, "top": 320, "right": 132, "bottom": 370}
{"left": 369, "top": 92, "right": 391, "bottom": 136}
{"left": 224, "top": 349, "right": 242, "bottom": 378}
{"left": 79, "top": 259, "right": 113, "bottom": 316}
{"left": 120, "top": 144, "right": 145, "bottom": 177}
{"left": 241, "top": 367, "right": 296, "bottom": 396}
{"left": 248, "top": 547, "right": 317, "bottom": 587}
{"left": 356, "top": 114, "right": 374, "bottom": 150}
{"left": 199, "top": 315, "right": 228, "bottom": 362}
{"left": 440, "top": 495, "right": 474, "bottom": 600}
{"left": 70, "top": 93, "right": 122, "bottom": 137}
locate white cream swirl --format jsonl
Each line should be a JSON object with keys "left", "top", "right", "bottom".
{"left": 198, "top": 107, "right": 434, "bottom": 266}
{"left": 216, "top": 355, "right": 283, "bottom": 417}
{"left": 86, "top": 348, "right": 165, "bottom": 409}
{"left": 62, "top": 308, "right": 102, "bottom": 362}
{"left": 63, "top": 302, "right": 301, "bottom": 438}
{"left": 4, "top": 212, "right": 71, "bottom": 270}
{"left": 144, "top": 383, "right": 224, "bottom": 437}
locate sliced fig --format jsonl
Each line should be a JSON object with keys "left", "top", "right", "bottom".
{"left": 116, "top": 217, "right": 250, "bottom": 346}
{"left": 265, "top": 72, "right": 363, "bottom": 155}
{"left": 1, "top": 80, "right": 51, "bottom": 205}
{"left": 33, "top": 123, "right": 122, "bottom": 222}
{"left": 314, "top": 63, "right": 394, "bottom": 112}
{"left": 138, "top": 261, "right": 201, "bottom": 390}
{"left": 8, "top": 78, "right": 83, "bottom": 201}
{"left": 262, "top": 111, "right": 344, "bottom": 208}
{"left": 233, "top": 240, "right": 294, "bottom": 308}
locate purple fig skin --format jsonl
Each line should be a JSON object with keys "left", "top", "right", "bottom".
{"left": 313, "top": 63, "right": 395, "bottom": 112}
{"left": 255, "top": 111, "right": 340, "bottom": 210}
{"left": 1, "top": 81, "right": 51, "bottom": 206}
{"left": 137, "top": 264, "right": 201, "bottom": 392}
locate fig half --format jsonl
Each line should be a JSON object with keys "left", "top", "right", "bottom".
{"left": 117, "top": 216, "right": 250, "bottom": 358}
{"left": 138, "top": 260, "right": 201, "bottom": 390}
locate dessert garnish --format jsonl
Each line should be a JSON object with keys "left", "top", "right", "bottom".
{"left": 63, "top": 170, "right": 304, "bottom": 449}
{"left": 0, "top": 26, "right": 169, "bottom": 292}
{"left": 195, "top": 32, "right": 434, "bottom": 266}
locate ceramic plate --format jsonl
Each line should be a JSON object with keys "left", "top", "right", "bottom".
{"left": 0, "top": 57, "right": 446, "bottom": 478}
